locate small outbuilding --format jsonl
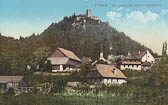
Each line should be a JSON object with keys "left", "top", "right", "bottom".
{"left": 0, "top": 76, "right": 27, "bottom": 91}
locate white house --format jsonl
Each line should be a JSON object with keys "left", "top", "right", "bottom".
{"left": 134, "top": 50, "right": 155, "bottom": 63}
{"left": 120, "top": 50, "right": 155, "bottom": 71}
{"left": 87, "top": 64, "right": 127, "bottom": 85}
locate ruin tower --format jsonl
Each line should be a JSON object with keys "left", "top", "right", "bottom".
{"left": 86, "top": 9, "right": 91, "bottom": 17}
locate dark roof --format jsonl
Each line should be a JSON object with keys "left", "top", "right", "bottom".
{"left": 125, "top": 55, "right": 139, "bottom": 60}
{"left": 125, "top": 51, "right": 147, "bottom": 60}
{"left": 133, "top": 51, "right": 147, "bottom": 59}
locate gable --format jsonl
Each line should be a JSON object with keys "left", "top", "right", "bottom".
{"left": 141, "top": 50, "right": 155, "bottom": 62}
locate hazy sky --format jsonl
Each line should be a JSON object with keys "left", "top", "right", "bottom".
{"left": 0, "top": 0, "right": 168, "bottom": 54}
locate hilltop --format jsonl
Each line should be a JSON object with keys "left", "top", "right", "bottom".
{"left": 39, "top": 10, "right": 150, "bottom": 59}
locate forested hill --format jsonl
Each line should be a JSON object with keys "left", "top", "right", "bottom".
{"left": 39, "top": 14, "right": 149, "bottom": 59}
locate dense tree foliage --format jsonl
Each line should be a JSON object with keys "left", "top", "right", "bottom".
{"left": 147, "top": 41, "right": 168, "bottom": 88}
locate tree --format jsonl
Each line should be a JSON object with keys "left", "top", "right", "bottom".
{"left": 78, "top": 63, "right": 91, "bottom": 82}
{"left": 29, "top": 47, "right": 51, "bottom": 71}
{"left": 6, "top": 87, "right": 15, "bottom": 95}
{"left": 162, "top": 41, "right": 168, "bottom": 61}
{"left": 148, "top": 42, "right": 168, "bottom": 88}
{"left": 102, "top": 38, "right": 110, "bottom": 58}
{"left": 43, "top": 60, "right": 52, "bottom": 72}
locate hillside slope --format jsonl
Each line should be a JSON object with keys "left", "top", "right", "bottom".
{"left": 40, "top": 15, "right": 148, "bottom": 59}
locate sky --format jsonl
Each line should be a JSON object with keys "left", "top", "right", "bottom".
{"left": 0, "top": 0, "right": 168, "bottom": 54}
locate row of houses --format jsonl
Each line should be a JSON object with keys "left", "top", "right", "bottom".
{"left": 0, "top": 47, "right": 155, "bottom": 91}
{"left": 46, "top": 47, "right": 156, "bottom": 84}
{"left": 46, "top": 47, "right": 127, "bottom": 84}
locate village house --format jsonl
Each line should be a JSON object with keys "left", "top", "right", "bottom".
{"left": 133, "top": 50, "right": 155, "bottom": 63}
{"left": 48, "top": 47, "right": 81, "bottom": 72}
{"left": 120, "top": 50, "right": 155, "bottom": 70}
{"left": 120, "top": 54, "right": 142, "bottom": 71}
{"left": 87, "top": 64, "right": 127, "bottom": 85}
{"left": 0, "top": 76, "right": 27, "bottom": 91}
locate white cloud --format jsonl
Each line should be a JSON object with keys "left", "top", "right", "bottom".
{"left": 145, "top": 11, "right": 159, "bottom": 22}
{"left": 126, "top": 11, "right": 159, "bottom": 23}
{"left": 106, "top": 11, "right": 122, "bottom": 21}
{"left": 117, "top": 7, "right": 123, "bottom": 11}
{"left": 160, "top": 9, "right": 168, "bottom": 15}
